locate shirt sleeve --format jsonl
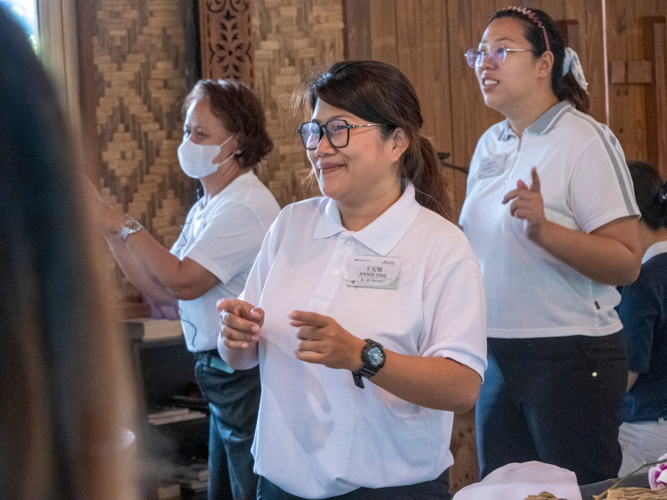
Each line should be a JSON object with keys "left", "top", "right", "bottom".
{"left": 239, "top": 208, "right": 285, "bottom": 306}
{"left": 568, "top": 132, "right": 640, "bottom": 234}
{"left": 617, "top": 270, "right": 660, "bottom": 374}
{"left": 419, "top": 258, "right": 488, "bottom": 380}
{"left": 183, "top": 202, "right": 269, "bottom": 285}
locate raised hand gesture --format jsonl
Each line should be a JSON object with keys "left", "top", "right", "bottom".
{"left": 502, "top": 167, "right": 546, "bottom": 241}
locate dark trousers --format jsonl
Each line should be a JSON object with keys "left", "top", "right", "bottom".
{"left": 195, "top": 353, "right": 261, "bottom": 500}
{"left": 256, "top": 469, "right": 450, "bottom": 500}
{"left": 476, "top": 334, "right": 627, "bottom": 485}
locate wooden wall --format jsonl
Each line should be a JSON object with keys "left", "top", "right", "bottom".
{"left": 606, "top": 0, "right": 667, "bottom": 174}
{"left": 346, "top": 0, "right": 666, "bottom": 217}
{"left": 87, "top": 0, "right": 197, "bottom": 300}
{"left": 346, "top": 0, "right": 607, "bottom": 220}
{"left": 251, "top": 0, "right": 345, "bottom": 207}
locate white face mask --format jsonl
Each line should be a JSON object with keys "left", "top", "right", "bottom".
{"left": 177, "top": 134, "right": 236, "bottom": 179}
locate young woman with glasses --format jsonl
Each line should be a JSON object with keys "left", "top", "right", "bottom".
{"left": 459, "top": 6, "right": 643, "bottom": 484}
{"left": 217, "top": 60, "right": 487, "bottom": 499}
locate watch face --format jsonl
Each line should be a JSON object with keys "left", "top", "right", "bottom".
{"left": 367, "top": 346, "right": 384, "bottom": 366}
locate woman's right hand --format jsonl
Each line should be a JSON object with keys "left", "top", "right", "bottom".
{"left": 218, "top": 299, "right": 264, "bottom": 349}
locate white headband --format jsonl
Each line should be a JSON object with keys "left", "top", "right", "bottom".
{"left": 562, "top": 47, "right": 588, "bottom": 91}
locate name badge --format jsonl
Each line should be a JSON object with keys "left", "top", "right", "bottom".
{"left": 477, "top": 153, "right": 506, "bottom": 179}
{"left": 345, "top": 255, "right": 401, "bottom": 290}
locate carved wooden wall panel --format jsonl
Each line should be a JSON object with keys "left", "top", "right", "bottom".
{"left": 200, "top": 0, "right": 254, "bottom": 83}
{"left": 93, "top": 0, "right": 196, "bottom": 299}
{"left": 250, "top": 0, "right": 345, "bottom": 206}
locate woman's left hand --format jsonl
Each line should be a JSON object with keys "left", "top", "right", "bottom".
{"left": 502, "top": 167, "right": 547, "bottom": 242}
{"left": 290, "top": 311, "right": 365, "bottom": 371}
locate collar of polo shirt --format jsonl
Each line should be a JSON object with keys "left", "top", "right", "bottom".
{"left": 312, "top": 182, "right": 421, "bottom": 256}
{"left": 498, "top": 100, "right": 572, "bottom": 141}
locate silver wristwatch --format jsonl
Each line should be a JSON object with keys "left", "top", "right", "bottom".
{"left": 120, "top": 219, "right": 143, "bottom": 242}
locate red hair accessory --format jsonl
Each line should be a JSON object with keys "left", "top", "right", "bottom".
{"left": 504, "top": 6, "right": 550, "bottom": 53}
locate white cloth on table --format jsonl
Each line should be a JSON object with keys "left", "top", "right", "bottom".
{"left": 453, "top": 461, "right": 583, "bottom": 500}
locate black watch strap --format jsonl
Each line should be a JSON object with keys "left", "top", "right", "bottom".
{"left": 353, "top": 372, "right": 365, "bottom": 389}
{"left": 352, "top": 339, "right": 385, "bottom": 389}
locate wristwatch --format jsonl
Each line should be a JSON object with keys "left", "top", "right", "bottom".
{"left": 120, "top": 218, "right": 143, "bottom": 242}
{"left": 352, "top": 339, "right": 386, "bottom": 389}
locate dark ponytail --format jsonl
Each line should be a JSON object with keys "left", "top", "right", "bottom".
{"left": 627, "top": 161, "right": 667, "bottom": 230}
{"left": 490, "top": 7, "right": 590, "bottom": 113}
{"left": 402, "top": 136, "right": 452, "bottom": 220}
{"left": 295, "top": 60, "right": 453, "bottom": 221}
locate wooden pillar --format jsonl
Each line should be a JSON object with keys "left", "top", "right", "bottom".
{"left": 343, "top": 0, "right": 372, "bottom": 60}
{"left": 76, "top": 0, "right": 101, "bottom": 182}
{"left": 643, "top": 17, "right": 667, "bottom": 179}
{"left": 199, "top": 0, "right": 254, "bottom": 85}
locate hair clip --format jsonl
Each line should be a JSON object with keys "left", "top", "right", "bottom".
{"left": 503, "top": 6, "right": 551, "bottom": 53}
{"left": 659, "top": 182, "right": 667, "bottom": 204}
{"left": 563, "top": 47, "right": 588, "bottom": 91}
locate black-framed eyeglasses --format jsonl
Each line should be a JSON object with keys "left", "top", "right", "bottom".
{"left": 464, "top": 45, "right": 530, "bottom": 68}
{"left": 297, "top": 119, "right": 382, "bottom": 150}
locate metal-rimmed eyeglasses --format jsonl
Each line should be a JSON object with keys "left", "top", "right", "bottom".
{"left": 464, "top": 45, "right": 530, "bottom": 68}
{"left": 297, "top": 119, "right": 382, "bottom": 150}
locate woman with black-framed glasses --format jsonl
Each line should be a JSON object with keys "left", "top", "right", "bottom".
{"left": 459, "top": 6, "right": 642, "bottom": 484}
{"left": 297, "top": 119, "right": 381, "bottom": 150}
{"left": 216, "top": 60, "right": 488, "bottom": 499}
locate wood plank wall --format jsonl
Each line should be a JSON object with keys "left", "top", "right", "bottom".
{"left": 606, "top": 0, "right": 667, "bottom": 171}
{"left": 351, "top": 0, "right": 606, "bottom": 220}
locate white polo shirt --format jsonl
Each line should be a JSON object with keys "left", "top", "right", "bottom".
{"left": 459, "top": 101, "right": 640, "bottom": 339}
{"left": 170, "top": 171, "right": 280, "bottom": 352}
{"left": 237, "top": 183, "right": 487, "bottom": 498}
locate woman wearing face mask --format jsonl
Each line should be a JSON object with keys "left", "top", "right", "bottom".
{"left": 88, "top": 79, "right": 280, "bottom": 500}
{"left": 459, "top": 6, "right": 643, "bottom": 484}
{"left": 217, "top": 61, "right": 487, "bottom": 500}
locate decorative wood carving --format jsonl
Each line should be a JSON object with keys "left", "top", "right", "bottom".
{"left": 199, "top": 0, "right": 253, "bottom": 84}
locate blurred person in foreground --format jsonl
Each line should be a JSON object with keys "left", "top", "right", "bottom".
{"left": 0, "top": 6, "right": 139, "bottom": 500}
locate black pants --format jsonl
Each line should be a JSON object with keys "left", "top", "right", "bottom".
{"left": 256, "top": 469, "right": 450, "bottom": 500}
{"left": 476, "top": 334, "right": 627, "bottom": 485}
{"left": 195, "top": 352, "right": 261, "bottom": 500}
